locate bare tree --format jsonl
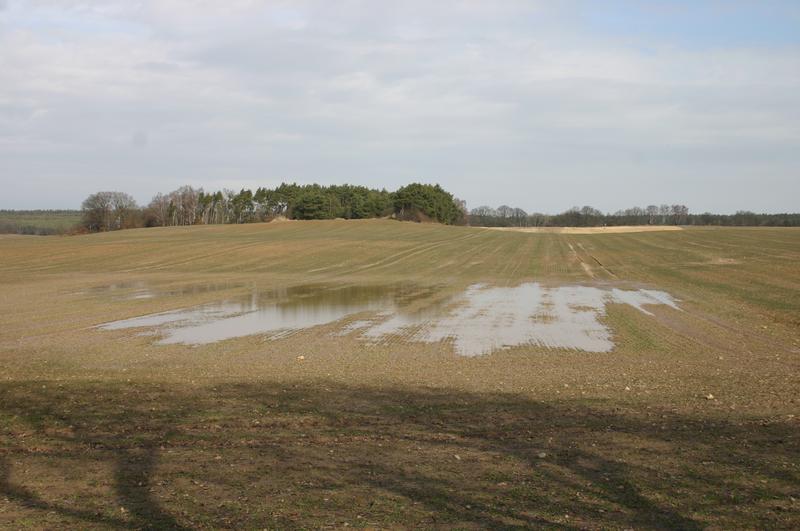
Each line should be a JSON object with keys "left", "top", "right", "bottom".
{"left": 148, "top": 193, "right": 171, "bottom": 227}
{"left": 81, "top": 191, "right": 138, "bottom": 232}
{"left": 658, "top": 204, "right": 670, "bottom": 224}
{"left": 112, "top": 192, "right": 138, "bottom": 229}
{"left": 528, "top": 212, "right": 548, "bottom": 226}
{"left": 81, "top": 192, "right": 112, "bottom": 232}
{"left": 496, "top": 205, "right": 514, "bottom": 219}
{"left": 645, "top": 205, "right": 658, "bottom": 224}
{"left": 511, "top": 208, "right": 528, "bottom": 226}
{"left": 670, "top": 204, "right": 689, "bottom": 225}
{"left": 170, "top": 186, "right": 200, "bottom": 225}
{"left": 453, "top": 198, "right": 468, "bottom": 225}
{"left": 470, "top": 206, "right": 497, "bottom": 217}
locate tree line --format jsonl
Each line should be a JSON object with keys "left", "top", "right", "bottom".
{"left": 80, "top": 183, "right": 467, "bottom": 232}
{"left": 468, "top": 204, "right": 800, "bottom": 228}
{"left": 4, "top": 193, "right": 797, "bottom": 236}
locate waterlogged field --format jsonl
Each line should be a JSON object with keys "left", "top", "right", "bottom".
{"left": 96, "top": 282, "right": 680, "bottom": 354}
{"left": 1, "top": 220, "right": 799, "bottom": 528}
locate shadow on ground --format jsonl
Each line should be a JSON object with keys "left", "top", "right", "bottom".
{"left": 0, "top": 381, "right": 798, "bottom": 529}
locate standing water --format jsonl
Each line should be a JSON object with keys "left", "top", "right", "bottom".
{"left": 97, "top": 282, "right": 679, "bottom": 355}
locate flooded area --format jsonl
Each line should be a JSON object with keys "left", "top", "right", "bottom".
{"left": 97, "top": 282, "right": 680, "bottom": 355}
{"left": 74, "top": 281, "right": 244, "bottom": 301}
{"left": 98, "top": 284, "right": 442, "bottom": 345}
{"left": 353, "top": 284, "right": 678, "bottom": 355}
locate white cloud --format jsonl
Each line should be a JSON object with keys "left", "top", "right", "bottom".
{"left": 0, "top": 0, "right": 798, "bottom": 212}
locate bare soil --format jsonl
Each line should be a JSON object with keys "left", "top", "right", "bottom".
{"left": 1, "top": 220, "right": 798, "bottom": 528}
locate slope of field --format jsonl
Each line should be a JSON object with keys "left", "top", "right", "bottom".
{"left": 1, "top": 220, "right": 798, "bottom": 528}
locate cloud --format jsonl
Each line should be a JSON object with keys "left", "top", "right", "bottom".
{"left": 0, "top": 0, "right": 798, "bottom": 212}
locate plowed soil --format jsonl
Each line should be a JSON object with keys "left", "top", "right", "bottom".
{"left": 1, "top": 220, "right": 798, "bottom": 529}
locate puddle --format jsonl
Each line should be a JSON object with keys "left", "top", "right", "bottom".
{"left": 357, "top": 284, "right": 678, "bottom": 355}
{"left": 98, "top": 284, "right": 440, "bottom": 345}
{"left": 75, "top": 281, "right": 244, "bottom": 301}
{"left": 97, "top": 282, "right": 679, "bottom": 355}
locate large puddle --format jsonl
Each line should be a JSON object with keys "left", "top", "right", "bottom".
{"left": 97, "top": 282, "right": 679, "bottom": 356}
{"left": 74, "top": 281, "right": 243, "bottom": 301}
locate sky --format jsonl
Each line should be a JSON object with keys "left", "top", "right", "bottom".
{"left": 1, "top": 1, "right": 798, "bottom": 214}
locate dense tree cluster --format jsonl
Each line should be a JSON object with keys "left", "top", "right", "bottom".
{"left": 393, "top": 183, "right": 466, "bottom": 224}
{"left": 78, "top": 183, "right": 466, "bottom": 232}
{"left": 469, "top": 204, "right": 800, "bottom": 228}
{"left": 141, "top": 183, "right": 396, "bottom": 226}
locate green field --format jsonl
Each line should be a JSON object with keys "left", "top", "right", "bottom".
{"left": 1, "top": 220, "right": 799, "bottom": 528}
{"left": 0, "top": 210, "right": 82, "bottom": 235}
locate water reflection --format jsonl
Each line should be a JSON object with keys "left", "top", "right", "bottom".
{"left": 99, "top": 284, "right": 441, "bottom": 345}
{"left": 359, "top": 284, "right": 679, "bottom": 355}
{"left": 78, "top": 281, "right": 244, "bottom": 301}
{"left": 97, "top": 283, "right": 680, "bottom": 355}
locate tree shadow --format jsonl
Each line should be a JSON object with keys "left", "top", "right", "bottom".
{"left": 112, "top": 445, "right": 187, "bottom": 530}
{"left": 0, "top": 456, "right": 132, "bottom": 528}
{"left": 0, "top": 381, "right": 797, "bottom": 528}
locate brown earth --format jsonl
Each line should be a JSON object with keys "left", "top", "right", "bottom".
{"left": 0, "top": 220, "right": 798, "bottom": 528}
